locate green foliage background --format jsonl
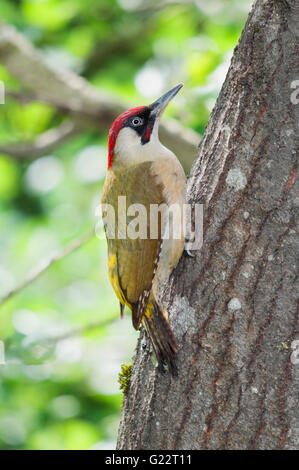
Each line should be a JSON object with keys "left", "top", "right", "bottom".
{"left": 0, "top": 0, "right": 252, "bottom": 450}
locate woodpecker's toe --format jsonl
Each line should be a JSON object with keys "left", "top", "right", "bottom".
{"left": 185, "top": 249, "right": 195, "bottom": 257}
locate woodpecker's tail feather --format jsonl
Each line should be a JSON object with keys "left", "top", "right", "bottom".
{"left": 142, "top": 301, "right": 178, "bottom": 377}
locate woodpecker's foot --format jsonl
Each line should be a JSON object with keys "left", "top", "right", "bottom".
{"left": 158, "top": 359, "right": 167, "bottom": 375}
{"left": 185, "top": 249, "right": 195, "bottom": 257}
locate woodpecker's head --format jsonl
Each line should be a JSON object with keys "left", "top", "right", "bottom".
{"left": 107, "top": 83, "right": 183, "bottom": 169}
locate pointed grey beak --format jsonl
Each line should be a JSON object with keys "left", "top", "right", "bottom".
{"left": 149, "top": 83, "right": 183, "bottom": 119}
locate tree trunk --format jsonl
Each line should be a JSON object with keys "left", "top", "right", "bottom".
{"left": 117, "top": 0, "right": 299, "bottom": 450}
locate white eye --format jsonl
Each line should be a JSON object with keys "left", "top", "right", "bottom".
{"left": 132, "top": 117, "right": 143, "bottom": 126}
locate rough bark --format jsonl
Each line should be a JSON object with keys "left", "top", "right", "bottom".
{"left": 117, "top": 0, "right": 299, "bottom": 450}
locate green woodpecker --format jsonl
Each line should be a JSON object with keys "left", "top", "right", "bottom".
{"left": 101, "top": 84, "right": 186, "bottom": 376}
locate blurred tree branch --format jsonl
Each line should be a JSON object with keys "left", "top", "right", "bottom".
{"left": 6, "top": 316, "right": 118, "bottom": 365}
{"left": 134, "top": 0, "right": 192, "bottom": 13}
{"left": 39, "top": 316, "right": 117, "bottom": 344}
{"left": 0, "top": 230, "right": 95, "bottom": 308}
{"left": 0, "top": 120, "right": 80, "bottom": 160}
{"left": 0, "top": 22, "right": 199, "bottom": 170}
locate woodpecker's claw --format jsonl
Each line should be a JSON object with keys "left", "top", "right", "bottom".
{"left": 185, "top": 249, "right": 195, "bottom": 257}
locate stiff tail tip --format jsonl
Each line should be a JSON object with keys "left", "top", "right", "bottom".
{"left": 143, "top": 302, "right": 178, "bottom": 377}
